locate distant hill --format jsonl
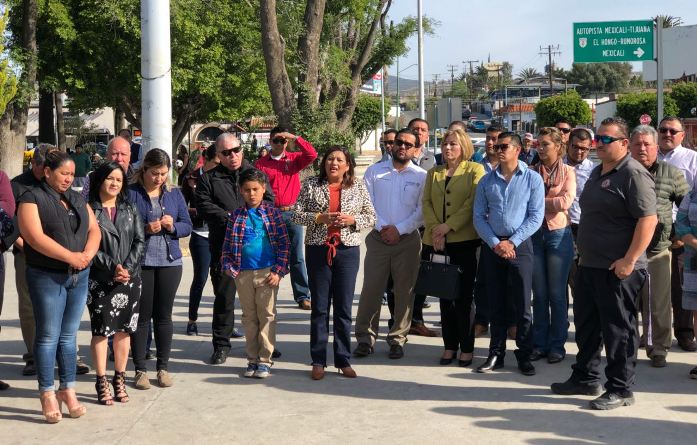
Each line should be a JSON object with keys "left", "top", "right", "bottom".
{"left": 386, "top": 75, "right": 419, "bottom": 94}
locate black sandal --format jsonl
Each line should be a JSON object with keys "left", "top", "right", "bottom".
{"left": 95, "top": 375, "right": 113, "bottom": 405}
{"left": 112, "top": 371, "right": 129, "bottom": 403}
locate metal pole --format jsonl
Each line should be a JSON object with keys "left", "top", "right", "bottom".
{"left": 656, "top": 17, "right": 664, "bottom": 123}
{"left": 380, "top": 67, "right": 386, "bottom": 134}
{"left": 396, "top": 58, "right": 401, "bottom": 127}
{"left": 141, "top": 0, "right": 173, "bottom": 165}
{"left": 417, "top": 0, "right": 425, "bottom": 119}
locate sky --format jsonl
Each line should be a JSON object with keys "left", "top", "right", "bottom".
{"left": 387, "top": 0, "right": 697, "bottom": 80}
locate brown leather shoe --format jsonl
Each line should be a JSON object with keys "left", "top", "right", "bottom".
{"left": 409, "top": 322, "right": 438, "bottom": 337}
{"left": 311, "top": 365, "right": 325, "bottom": 380}
{"left": 473, "top": 324, "right": 488, "bottom": 338}
{"left": 299, "top": 300, "right": 311, "bottom": 310}
{"left": 338, "top": 366, "right": 357, "bottom": 378}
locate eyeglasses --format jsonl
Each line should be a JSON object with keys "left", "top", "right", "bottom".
{"left": 395, "top": 140, "right": 415, "bottom": 149}
{"left": 271, "top": 137, "right": 287, "bottom": 144}
{"left": 556, "top": 127, "right": 572, "bottom": 134}
{"left": 493, "top": 143, "right": 512, "bottom": 152}
{"left": 383, "top": 140, "right": 395, "bottom": 145}
{"left": 220, "top": 146, "right": 243, "bottom": 157}
{"left": 658, "top": 127, "right": 683, "bottom": 136}
{"left": 570, "top": 144, "right": 591, "bottom": 153}
{"left": 594, "top": 134, "right": 624, "bottom": 145}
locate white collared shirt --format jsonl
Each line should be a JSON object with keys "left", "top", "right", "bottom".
{"left": 363, "top": 160, "right": 426, "bottom": 235}
{"left": 564, "top": 156, "right": 595, "bottom": 224}
{"left": 658, "top": 144, "right": 697, "bottom": 220}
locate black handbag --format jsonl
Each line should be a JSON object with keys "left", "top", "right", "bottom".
{"left": 414, "top": 253, "right": 462, "bottom": 300}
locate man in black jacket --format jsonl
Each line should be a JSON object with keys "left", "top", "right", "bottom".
{"left": 195, "top": 133, "right": 275, "bottom": 364}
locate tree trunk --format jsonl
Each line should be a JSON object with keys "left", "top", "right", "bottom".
{"left": 0, "top": 0, "right": 38, "bottom": 178}
{"left": 54, "top": 91, "right": 66, "bottom": 150}
{"left": 297, "top": 0, "right": 326, "bottom": 111}
{"left": 38, "top": 89, "right": 55, "bottom": 145}
{"left": 259, "top": 0, "right": 295, "bottom": 127}
{"left": 172, "top": 112, "right": 192, "bottom": 152}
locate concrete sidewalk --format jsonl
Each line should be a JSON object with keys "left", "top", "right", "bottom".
{"left": 1, "top": 247, "right": 696, "bottom": 444}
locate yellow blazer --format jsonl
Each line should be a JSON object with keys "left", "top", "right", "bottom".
{"left": 422, "top": 160, "right": 486, "bottom": 246}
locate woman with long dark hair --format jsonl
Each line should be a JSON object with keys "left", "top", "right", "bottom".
{"left": 87, "top": 161, "right": 145, "bottom": 405}
{"left": 128, "top": 148, "right": 192, "bottom": 390}
{"left": 17, "top": 149, "right": 101, "bottom": 423}
{"left": 292, "top": 146, "right": 376, "bottom": 380}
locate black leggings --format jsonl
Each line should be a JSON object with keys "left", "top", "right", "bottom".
{"left": 131, "top": 266, "right": 182, "bottom": 372}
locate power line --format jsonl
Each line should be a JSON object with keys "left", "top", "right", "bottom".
{"left": 539, "top": 44, "right": 561, "bottom": 94}
{"left": 462, "top": 59, "right": 480, "bottom": 76}
{"left": 446, "top": 64, "right": 458, "bottom": 96}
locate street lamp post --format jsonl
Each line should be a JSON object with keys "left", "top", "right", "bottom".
{"left": 395, "top": 59, "right": 418, "bottom": 128}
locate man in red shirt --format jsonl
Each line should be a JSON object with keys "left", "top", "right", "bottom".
{"left": 256, "top": 126, "right": 318, "bottom": 309}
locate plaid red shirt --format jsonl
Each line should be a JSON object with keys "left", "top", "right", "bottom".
{"left": 220, "top": 203, "right": 290, "bottom": 278}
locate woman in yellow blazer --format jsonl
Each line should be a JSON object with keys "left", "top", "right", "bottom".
{"left": 423, "top": 128, "right": 486, "bottom": 366}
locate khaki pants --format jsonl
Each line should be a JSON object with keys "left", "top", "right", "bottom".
{"left": 641, "top": 249, "right": 672, "bottom": 358}
{"left": 355, "top": 230, "right": 421, "bottom": 347}
{"left": 234, "top": 267, "right": 277, "bottom": 364}
{"left": 14, "top": 250, "right": 35, "bottom": 360}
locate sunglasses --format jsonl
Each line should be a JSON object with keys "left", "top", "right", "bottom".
{"left": 594, "top": 134, "right": 624, "bottom": 145}
{"left": 556, "top": 127, "right": 572, "bottom": 134}
{"left": 658, "top": 127, "right": 683, "bottom": 136}
{"left": 220, "top": 146, "right": 243, "bottom": 157}
{"left": 383, "top": 140, "right": 395, "bottom": 145}
{"left": 271, "top": 137, "right": 287, "bottom": 144}
{"left": 493, "top": 143, "right": 512, "bottom": 152}
{"left": 395, "top": 140, "right": 415, "bottom": 149}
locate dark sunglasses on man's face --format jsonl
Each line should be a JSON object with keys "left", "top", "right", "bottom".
{"left": 594, "top": 134, "right": 624, "bottom": 145}
{"left": 493, "top": 143, "right": 512, "bottom": 152}
{"left": 271, "top": 137, "right": 287, "bottom": 144}
{"left": 395, "top": 139, "right": 415, "bottom": 149}
{"left": 556, "top": 127, "right": 572, "bottom": 134}
{"left": 220, "top": 146, "right": 243, "bottom": 157}
{"left": 658, "top": 127, "right": 683, "bottom": 136}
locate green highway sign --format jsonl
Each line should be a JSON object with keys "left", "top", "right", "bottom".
{"left": 573, "top": 20, "right": 654, "bottom": 63}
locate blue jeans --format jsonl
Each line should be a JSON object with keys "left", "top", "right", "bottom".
{"left": 27, "top": 266, "right": 89, "bottom": 392}
{"left": 188, "top": 232, "right": 211, "bottom": 321}
{"left": 282, "top": 211, "right": 310, "bottom": 303}
{"left": 532, "top": 226, "right": 574, "bottom": 356}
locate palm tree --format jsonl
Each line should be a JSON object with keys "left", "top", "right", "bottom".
{"left": 654, "top": 15, "right": 683, "bottom": 28}
{"left": 516, "top": 67, "right": 542, "bottom": 83}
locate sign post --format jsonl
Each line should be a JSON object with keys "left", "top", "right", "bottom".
{"left": 573, "top": 20, "right": 654, "bottom": 63}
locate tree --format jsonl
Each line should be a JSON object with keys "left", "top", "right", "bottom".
{"left": 0, "top": 0, "right": 38, "bottom": 178}
{"left": 351, "top": 94, "right": 382, "bottom": 144}
{"left": 260, "top": 0, "right": 429, "bottom": 152}
{"left": 669, "top": 82, "right": 697, "bottom": 118}
{"left": 534, "top": 90, "right": 592, "bottom": 127}
{"left": 616, "top": 92, "right": 679, "bottom": 127}
{"left": 516, "top": 68, "right": 542, "bottom": 83}
{"left": 565, "top": 62, "right": 633, "bottom": 97}
{"left": 0, "top": 12, "right": 19, "bottom": 114}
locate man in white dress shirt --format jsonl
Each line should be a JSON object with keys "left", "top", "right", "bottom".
{"left": 658, "top": 116, "right": 697, "bottom": 352}
{"left": 354, "top": 128, "right": 427, "bottom": 360}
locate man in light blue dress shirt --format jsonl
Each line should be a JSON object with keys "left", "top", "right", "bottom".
{"left": 473, "top": 132, "right": 545, "bottom": 376}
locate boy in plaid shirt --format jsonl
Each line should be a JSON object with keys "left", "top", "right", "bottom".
{"left": 221, "top": 169, "right": 290, "bottom": 378}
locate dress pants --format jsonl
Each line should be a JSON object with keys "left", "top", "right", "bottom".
{"left": 671, "top": 246, "right": 695, "bottom": 341}
{"left": 641, "top": 249, "right": 672, "bottom": 358}
{"left": 355, "top": 230, "right": 421, "bottom": 347}
{"left": 480, "top": 239, "right": 534, "bottom": 362}
{"left": 571, "top": 266, "right": 646, "bottom": 395}
{"left": 210, "top": 258, "right": 237, "bottom": 352}
{"left": 14, "top": 250, "right": 35, "bottom": 361}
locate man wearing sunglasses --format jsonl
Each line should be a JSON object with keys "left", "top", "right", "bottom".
{"left": 255, "top": 126, "right": 317, "bottom": 310}
{"left": 379, "top": 129, "right": 397, "bottom": 162}
{"left": 552, "top": 117, "right": 657, "bottom": 410}
{"left": 657, "top": 116, "right": 697, "bottom": 352}
{"left": 196, "top": 132, "right": 275, "bottom": 365}
{"left": 473, "top": 132, "right": 544, "bottom": 377}
{"left": 555, "top": 118, "right": 573, "bottom": 145}
{"left": 355, "top": 128, "right": 426, "bottom": 360}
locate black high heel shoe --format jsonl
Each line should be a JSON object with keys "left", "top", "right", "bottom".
{"left": 439, "top": 350, "right": 456, "bottom": 365}
{"left": 458, "top": 353, "right": 473, "bottom": 367}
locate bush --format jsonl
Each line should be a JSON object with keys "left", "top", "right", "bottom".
{"left": 669, "top": 82, "right": 697, "bottom": 118}
{"left": 534, "top": 91, "right": 592, "bottom": 127}
{"left": 616, "top": 92, "right": 679, "bottom": 128}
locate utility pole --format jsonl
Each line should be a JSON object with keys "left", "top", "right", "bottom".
{"left": 462, "top": 59, "right": 479, "bottom": 76}
{"left": 539, "top": 44, "right": 561, "bottom": 96}
{"left": 447, "top": 64, "right": 458, "bottom": 97}
{"left": 432, "top": 73, "right": 441, "bottom": 97}
{"left": 417, "top": 0, "right": 425, "bottom": 119}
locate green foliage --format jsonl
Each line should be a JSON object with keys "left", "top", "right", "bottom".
{"left": 669, "top": 82, "right": 697, "bottom": 118}
{"left": 0, "top": 11, "right": 18, "bottom": 115}
{"left": 616, "top": 92, "right": 679, "bottom": 128}
{"left": 565, "top": 62, "right": 633, "bottom": 97}
{"left": 534, "top": 90, "right": 592, "bottom": 127}
{"left": 516, "top": 68, "right": 542, "bottom": 83}
{"left": 291, "top": 105, "right": 355, "bottom": 157}
{"left": 351, "top": 94, "right": 382, "bottom": 143}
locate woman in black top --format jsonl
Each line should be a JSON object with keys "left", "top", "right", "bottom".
{"left": 87, "top": 161, "right": 145, "bottom": 405}
{"left": 17, "top": 149, "right": 101, "bottom": 423}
